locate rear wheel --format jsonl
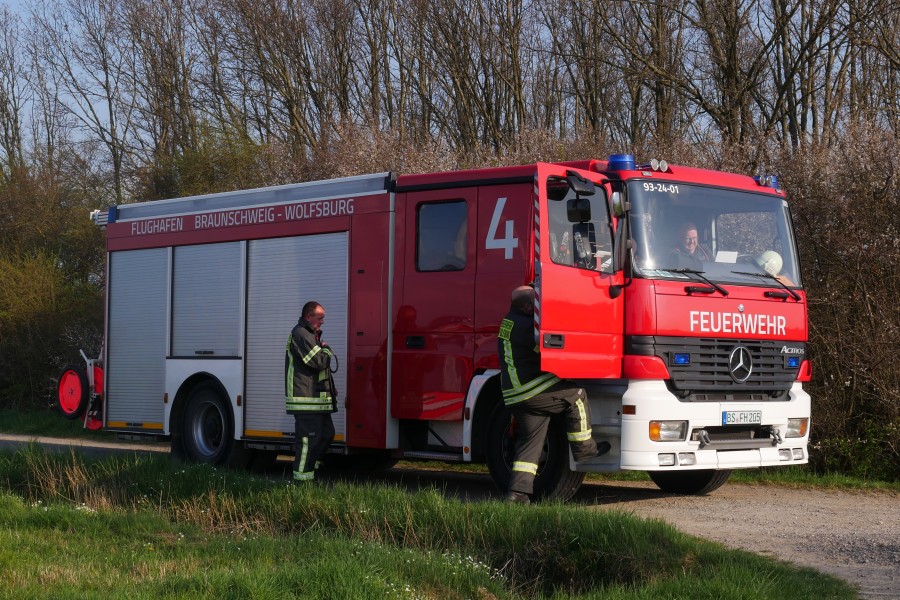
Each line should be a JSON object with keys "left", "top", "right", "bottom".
{"left": 648, "top": 469, "right": 732, "bottom": 495}
{"left": 485, "top": 403, "right": 585, "bottom": 501}
{"left": 182, "top": 383, "right": 236, "bottom": 466}
{"left": 57, "top": 366, "right": 89, "bottom": 420}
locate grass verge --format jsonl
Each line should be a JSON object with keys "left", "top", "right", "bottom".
{"left": 0, "top": 444, "right": 854, "bottom": 599}
{"left": 0, "top": 408, "right": 110, "bottom": 440}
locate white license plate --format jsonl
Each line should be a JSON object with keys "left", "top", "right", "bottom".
{"left": 722, "top": 410, "right": 762, "bottom": 425}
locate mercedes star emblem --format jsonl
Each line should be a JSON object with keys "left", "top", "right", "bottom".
{"left": 729, "top": 346, "right": 753, "bottom": 383}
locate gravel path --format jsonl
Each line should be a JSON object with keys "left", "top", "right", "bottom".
{"left": 575, "top": 480, "right": 900, "bottom": 599}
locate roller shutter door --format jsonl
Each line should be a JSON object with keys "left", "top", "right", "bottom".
{"left": 106, "top": 248, "right": 168, "bottom": 426}
{"left": 171, "top": 242, "right": 241, "bottom": 357}
{"left": 245, "top": 233, "right": 348, "bottom": 439}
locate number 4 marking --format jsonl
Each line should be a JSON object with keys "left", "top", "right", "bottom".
{"left": 486, "top": 197, "right": 518, "bottom": 259}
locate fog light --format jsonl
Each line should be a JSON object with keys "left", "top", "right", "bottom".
{"left": 649, "top": 420, "right": 688, "bottom": 441}
{"left": 786, "top": 418, "right": 809, "bottom": 438}
{"left": 778, "top": 449, "right": 792, "bottom": 461}
{"left": 658, "top": 453, "right": 676, "bottom": 466}
{"left": 678, "top": 452, "right": 696, "bottom": 465}
{"left": 792, "top": 448, "right": 804, "bottom": 460}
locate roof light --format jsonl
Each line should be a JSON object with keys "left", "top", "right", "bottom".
{"left": 754, "top": 175, "right": 779, "bottom": 190}
{"left": 608, "top": 154, "right": 636, "bottom": 171}
{"left": 649, "top": 158, "right": 669, "bottom": 172}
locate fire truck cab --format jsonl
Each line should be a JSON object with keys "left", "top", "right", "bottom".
{"left": 60, "top": 155, "right": 811, "bottom": 500}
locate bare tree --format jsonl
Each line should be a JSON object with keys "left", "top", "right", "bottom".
{"left": 33, "top": 0, "right": 135, "bottom": 203}
{"left": 0, "top": 7, "right": 27, "bottom": 181}
{"left": 120, "top": 0, "right": 199, "bottom": 163}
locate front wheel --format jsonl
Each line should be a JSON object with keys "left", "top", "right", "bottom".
{"left": 648, "top": 469, "right": 732, "bottom": 495}
{"left": 485, "top": 403, "right": 585, "bottom": 502}
{"left": 182, "top": 382, "right": 236, "bottom": 466}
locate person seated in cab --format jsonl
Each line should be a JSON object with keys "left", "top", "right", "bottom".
{"left": 668, "top": 221, "right": 712, "bottom": 268}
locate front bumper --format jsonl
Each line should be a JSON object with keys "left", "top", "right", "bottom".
{"left": 618, "top": 380, "right": 810, "bottom": 471}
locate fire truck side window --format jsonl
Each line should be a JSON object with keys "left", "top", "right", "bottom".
{"left": 546, "top": 187, "right": 614, "bottom": 274}
{"left": 416, "top": 201, "right": 468, "bottom": 271}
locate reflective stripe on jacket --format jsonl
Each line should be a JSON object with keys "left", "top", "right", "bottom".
{"left": 497, "top": 309, "right": 560, "bottom": 405}
{"left": 285, "top": 319, "right": 335, "bottom": 413}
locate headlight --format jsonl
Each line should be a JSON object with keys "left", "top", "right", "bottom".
{"left": 649, "top": 420, "right": 688, "bottom": 441}
{"left": 785, "top": 418, "right": 809, "bottom": 438}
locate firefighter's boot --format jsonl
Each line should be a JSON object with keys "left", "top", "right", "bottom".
{"left": 505, "top": 491, "right": 531, "bottom": 504}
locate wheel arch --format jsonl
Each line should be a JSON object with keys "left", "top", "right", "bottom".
{"left": 469, "top": 371, "right": 503, "bottom": 462}
{"left": 169, "top": 372, "right": 232, "bottom": 457}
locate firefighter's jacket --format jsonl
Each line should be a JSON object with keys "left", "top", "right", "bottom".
{"left": 285, "top": 319, "right": 335, "bottom": 413}
{"left": 497, "top": 308, "right": 561, "bottom": 406}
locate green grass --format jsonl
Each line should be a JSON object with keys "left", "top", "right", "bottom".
{"left": 0, "top": 445, "right": 855, "bottom": 599}
{"left": 0, "top": 408, "right": 111, "bottom": 440}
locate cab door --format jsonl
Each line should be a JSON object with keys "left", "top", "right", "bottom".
{"left": 391, "top": 187, "right": 476, "bottom": 420}
{"left": 535, "top": 163, "right": 624, "bottom": 378}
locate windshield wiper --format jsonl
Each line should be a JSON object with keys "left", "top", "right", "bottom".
{"left": 658, "top": 267, "right": 729, "bottom": 297}
{"left": 731, "top": 270, "right": 801, "bottom": 301}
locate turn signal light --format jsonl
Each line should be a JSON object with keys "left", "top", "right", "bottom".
{"left": 786, "top": 418, "right": 809, "bottom": 438}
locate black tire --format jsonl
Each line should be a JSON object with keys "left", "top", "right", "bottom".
{"left": 648, "top": 469, "right": 732, "bottom": 495}
{"left": 485, "top": 403, "right": 585, "bottom": 502}
{"left": 182, "top": 382, "right": 236, "bottom": 466}
{"left": 57, "top": 365, "right": 89, "bottom": 420}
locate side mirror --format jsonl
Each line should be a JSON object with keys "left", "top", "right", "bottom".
{"left": 567, "top": 198, "right": 591, "bottom": 222}
{"left": 610, "top": 191, "right": 626, "bottom": 217}
{"left": 566, "top": 171, "right": 596, "bottom": 196}
{"left": 546, "top": 176, "right": 569, "bottom": 201}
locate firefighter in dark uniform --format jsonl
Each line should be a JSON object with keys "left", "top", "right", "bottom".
{"left": 285, "top": 301, "right": 336, "bottom": 482}
{"left": 498, "top": 286, "right": 608, "bottom": 503}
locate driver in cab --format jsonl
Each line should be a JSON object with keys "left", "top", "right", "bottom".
{"left": 669, "top": 221, "right": 712, "bottom": 268}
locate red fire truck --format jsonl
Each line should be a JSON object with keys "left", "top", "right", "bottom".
{"left": 57, "top": 155, "right": 811, "bottom": 499}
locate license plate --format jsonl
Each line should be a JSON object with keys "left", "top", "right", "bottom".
{"left": 722, "top": 410, "right": 762, "bottom": 425}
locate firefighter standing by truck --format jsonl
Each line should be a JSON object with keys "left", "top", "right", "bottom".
{"left": 497, "top": 286, "right": 609, "bottom": 503}
{"left": 285, "top": 301, "right": 336, "bottom": 482}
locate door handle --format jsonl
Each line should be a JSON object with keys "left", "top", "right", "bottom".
{"left": 543, "top": 334, "right": 565, "bottom": 349}
{"left": 406, "top": 335, "right": 425, "bottom": 349}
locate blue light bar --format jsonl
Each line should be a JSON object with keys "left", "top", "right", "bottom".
{"left": 787, "top": 357, "right": 801, "bottom": 368}
{"left": 608, "top": 154, "right": 636, "bottom": 171}
{"left": 673, "top": 353, "right": 691, "bottom": 365}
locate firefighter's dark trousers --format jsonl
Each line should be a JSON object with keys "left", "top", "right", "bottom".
{"left": 508, "top": 385, "right": 597, "bottom": 495}
{"left": 292, "top": 413, "right": 335, "bottom": 481}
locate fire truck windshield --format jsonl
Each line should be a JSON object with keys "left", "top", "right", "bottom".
{"left": 627, "top": 181, "right": 802, "bottom": 288}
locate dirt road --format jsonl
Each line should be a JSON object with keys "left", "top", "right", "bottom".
{"left": 2, "top": 434, "right": 897, "bottom": 598}
{"left": 574, "top": 480, "right": 899, "bottom": 600}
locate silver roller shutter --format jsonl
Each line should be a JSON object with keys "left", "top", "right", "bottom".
{"left": 172, "top": 242, "right": 241, "bottom": 357}
{"left": 245, "top": 233, "right": 348, "bottom": 439}
{"left": 106, "top": 248, "right": 168, "bottom": 425}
